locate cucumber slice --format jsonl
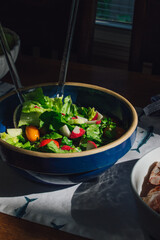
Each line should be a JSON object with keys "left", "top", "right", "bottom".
{"left": 7, "top": 128, "right": 22, "bottom": 137}
{"left": 68, "top": 118, "right": 86, "bottom": 125}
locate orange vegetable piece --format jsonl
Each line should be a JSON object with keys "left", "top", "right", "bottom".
{"left": 25, "top": 126, "right": 40, "bottom": 142}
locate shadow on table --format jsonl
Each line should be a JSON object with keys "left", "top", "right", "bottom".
{"left": 0, "top": 157, "right": 70, "bottom": 197}
{"left": 70, "top": 159, "right": 146, "bottom": 240}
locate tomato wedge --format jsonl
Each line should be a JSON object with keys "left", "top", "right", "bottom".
{"left": 40, "top": 139, "right": 60, "bottom": 148}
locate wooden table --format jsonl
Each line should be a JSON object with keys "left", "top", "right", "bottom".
{"left": 1, "top": 54, "right": 160, "bottom": 240}
{"left": 3, "top": 54, "right": 160, "bottom": 108}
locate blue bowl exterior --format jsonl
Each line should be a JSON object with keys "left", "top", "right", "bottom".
{"left": 0, "top": 83, "right": 137, "bottom": 175}
{"left": 0, "top": 129, "right": 136, "bottom": 174}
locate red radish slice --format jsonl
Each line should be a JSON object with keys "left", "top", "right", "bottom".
{"left": 86, "top": 140, "right": 97, "bottom": 150}
{"left": 92, "top": 112, "right": 98, "bottom": 120}
{"left": 59, "top": 125, "right": 71, "bottom": 137}
{"left": 76, "top": 116, "right": 88, "bottom": 122}
{"left": 34, "top": 106, "right": 41, "bottom": 109}
{"left": 69, "top": 118, "right": 86, "bottom": 124}
{"left": 61, "top": 145, "right": 73, "bottom": 150}
{"left": 86, "top": 120, "right": 99, "bottom": 124}
{"left": 97, "top": 112, "right": 103, "bottom": 120}
{"left": 70, "top": 126, "right": 85, "bottom": 139}
{"left": 87, "top": 112, "right": 103, "bottom": 124}
{"left": 96, "top": 120, "right": 101, "bottom": 124}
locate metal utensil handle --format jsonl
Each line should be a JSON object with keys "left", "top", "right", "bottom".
{"left": 57, "top": 0, "right": 79, "bottom": 96}
{"left": 0, "top": 23, "right": 23, "bottom": 104}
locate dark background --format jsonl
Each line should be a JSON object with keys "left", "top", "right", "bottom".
{"left": 0, "top": 0, "right": 97, "bottom": 63}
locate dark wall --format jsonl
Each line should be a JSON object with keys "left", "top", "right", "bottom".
{"left": 1, "top": 0, "right": 97, "bottom": 62}
{"left": 1, "top": 0, "right": 71, "bottom": 58}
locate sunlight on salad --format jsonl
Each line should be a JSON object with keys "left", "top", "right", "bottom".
{"left": 0, "top": 88, "right": 125, "bottom": 153}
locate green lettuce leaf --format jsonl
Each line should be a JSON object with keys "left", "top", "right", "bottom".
{"left": 87, "top": 107, "right": 96, "bottom": 121}
{"left": 50, "top": 96, "right": 63, "bottom": 112}
{"left": 0, "top": 132, "right": 33, "bottom": 149}
{"left": 77, "top": 106, "right": 88, "bottom": 118}
{"left": 39, "top": 141, "right": 81, "bottom": 153}
{"left": 14, "top": 141, "right": 32, "bottom": 149}
{"left": 86, "top": 124, "right": 102, "bottom": 143}
{"left": 39, "top": 111, "right": 66, "bottom": 130}
{"left": 61, "top": 136, "right": 73, "bottom": 146}
{"left": 21, "top": 100, "right": 45, "bottom": 113}
{"left": 18, "top": 112, "right": 41, "bottom": 127}
{"left": 23, "top": 88, "right": 45, "bottom": 105}
{"left": 61, "top": 95, "right": 72, "bottom": 115}
{"left": 39, "top": 141, "right": 66, "bottom": 153}
{"left": 43, "top": 131, "right": 62, "bottom": 140}
{"left": 0, "top": 132, "right": 19, "bottom": 144}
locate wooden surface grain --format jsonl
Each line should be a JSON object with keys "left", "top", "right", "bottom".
{"left": 0, "top": 212, "right": 90, "bottom": 240}
{"left": 4, "top": 54, "right": 159, "bottom": 108}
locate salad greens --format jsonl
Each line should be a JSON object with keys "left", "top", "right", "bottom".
{"left": 0, "top": 88, "right": 125, "bottom": 153}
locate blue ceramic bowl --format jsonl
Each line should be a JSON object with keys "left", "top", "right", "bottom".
{"left": 0, "top": 82, "right": 138, "bottom": 179}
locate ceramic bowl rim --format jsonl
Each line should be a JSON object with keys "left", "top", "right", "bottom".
{"left": 0, "top": 82, "right": 138, "bottom": 158}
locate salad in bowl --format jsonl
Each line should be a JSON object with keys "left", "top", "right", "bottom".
{"left": 0, "top": 87, "right": 125, "bottom": 154}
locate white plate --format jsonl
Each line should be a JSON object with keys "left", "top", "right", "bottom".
{"left": 131, "top": 147, "right": 160, "bottom": 240}
{"left": 131, "top": 146, "right": 160, "bottom": 195}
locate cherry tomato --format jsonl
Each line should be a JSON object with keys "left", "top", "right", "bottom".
{"left": 40, "top": 139, "right": 60, "bottom": 148}
{"left": 25, "top": 126, "right": 40, "bottom": 142}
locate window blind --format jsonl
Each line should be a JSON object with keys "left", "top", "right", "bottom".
{"left": 96, "top": 0, "right": 135, "bottom": 28}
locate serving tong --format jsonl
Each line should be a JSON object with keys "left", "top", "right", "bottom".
{"left": 56, "top": 0, "right": 79, "bottom": 97}
{"left": 0, "top": 0, "right": 79, "bottom": 127}
{"left": 0, "top": 23, "right": 23, "bottom": 104}
{"left": 0, "top": 0, "right": 79, "bottom": 100}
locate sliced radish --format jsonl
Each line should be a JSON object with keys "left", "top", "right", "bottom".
{"left": 96, "top": 120, "right": 101, "bottom": 124}
{"left": 69, "top": 118, "right": 86, "bottom": 125}
{"left": 70, "top": 126, "right": 85, "bottom": 139}
{"left": 86, "top": 140, "right": 97, "bottom": 150}
{"left": 34, "top": 106, "right": 41, "bottom": 109}
{"left": 59, "top": 125, "right": 71, "bottom": 137}
{"left": 97, "top": 112, "right": 103, "bottom": 120}
{"left": 76, "top": 116, "right": 88, "bottom": 122}
{"left": 86, "top": 120, "right": 98, "bottom": 124}
{"left": 87, "top": 112, "right": 103, "bottom": 124}
{"left": 92, "top": 112, "right": 98, "bottom": 120}
{"left": 61, "top": 145, "right": 74, "bottom": 151}
{"left": 71, "top": 116, "right": 78, "bottom": 119}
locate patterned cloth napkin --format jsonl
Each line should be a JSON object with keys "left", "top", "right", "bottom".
{"left": 0, "top": 83, "right": 159, "bottom": 240}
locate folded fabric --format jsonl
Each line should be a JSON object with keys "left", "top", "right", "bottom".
{"left": 143, "top": 94, "right": 160, "bottom": 116}
{"left": 0, "top": 81, "right": 14, "bottom": 97}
